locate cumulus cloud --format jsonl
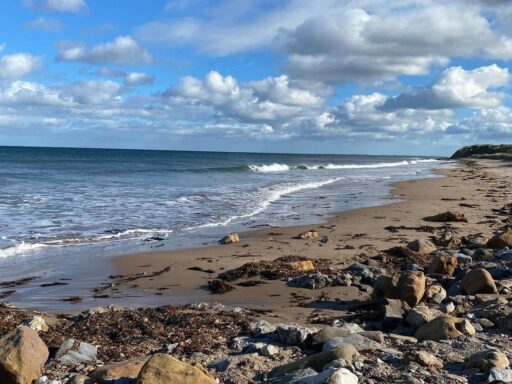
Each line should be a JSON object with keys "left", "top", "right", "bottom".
{"left": 382, "top": 64, "right": 511, "bottom": 110}
{"left": 57, "top": 36, "right": 152, "bottom": 66}
{"left": 26, "top": 17, "right": 64, "bottom": 32}
{"left": 0, "top": 52, "right": 41, "bottom": 81}
{"left": 24, "top": 0, "right": 86, "bottom": 13}
{"left": 123, "top": 72, "right": 155, "bottom": 86}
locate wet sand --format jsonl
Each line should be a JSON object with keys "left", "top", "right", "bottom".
{"left": 107, "top": 159, "right": 511, "bottom": 323}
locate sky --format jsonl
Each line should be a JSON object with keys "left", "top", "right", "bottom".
{"left": 1, "top": 0, "right": 512, "bottom": 155}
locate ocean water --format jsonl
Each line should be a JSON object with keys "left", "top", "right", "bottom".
{"left": 0, "top": 146, "right": 451, "bottom": 281}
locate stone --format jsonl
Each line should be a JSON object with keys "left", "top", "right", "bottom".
{"left": 67, "top": 375, "right": 92, "bottom": 384}
{"left": 248, "top": 320, "right": 277, "bottom": 337}
{"left": 474, "top": 248, "right": 495, "bottom": 261}
{"left": 424, "top": 284, "right": 447, "bottom": 304}
{"left": 287, "top": 260, "right": 315, "bottom": 272}
{"left": 21, "top": 316, "right": 48, "bottom": 332}
{"left": 460, "top": 268, "right": 497, "bottom": 295}
{"left": 382, "top": 299, "right": 410, "bottom": 327}
{"left": 208, "top": 353, "right": 258, "bottom": 372}
{"left": 404, "top": 350, "right": 444, "bottom": 368}
{"left": 288, "top": 273, "right": 332, "bottom": 289}
{"left": 407, "top": 239, "right": 436, "bottom": 255}
{"left": 275, "top": 324, "right": 317, "bottom": 346}
{"left": 323, "top": 334, "right": 379, "bottom": 352}
{"left": 310, "top": 326, "right": 363, "bottom": 349}
{"left": 297, "top": 230, "right": 319, "bottom": 240}
{"left": 488, "top": 367, "right": 512, "bottom": 383}
{"left": 269, "top": 346, "right": 358, "bottom": 378}
{"left": 219, "top": 232, "right": 240, "bottom": 244}
{"left": 260, "top": 344, "right": 279, "bottom": 357}
{"left": 55, "top": 339, "right": 97, "bottom": 365}
{"left": 406, "top": 305, "right": 443, "bottom": 328}
{"left": 325, "top": 368, "right": 359, "bottom": 384}
{"left": 434, "top": 228, "right": 462, "bottom": 248}
{"left": 136, "top": 354, "right": 215, "bottom": 384}
{"left": 371, "top": 271, "right": 426, "bottom": 307}
{"left": 423, "top": 211, "right": 468, "bottom": 223}
{"left": 486, "top": 229, "right": 512, "bottom": 249}
{"left": 0, "top": 326, "right": 49, "bottom": 384}
{"left": 388, "top": 334, "right": 417, "bottom": 344}
{"left": 428, "top": 255, "right": 458, "bottom": 276}
{"left": 441, "top": 302, "right": 455, "bottom": 314}
{"left": 465, "top": 349, "right": 510, "bottom": 373}
{"left": 459, "top": 319, "right": 476, "bottom": 335}
{"left": 414, "top": 315, "right": 463, "bottom": 341}
{"left": 91, "top": 358, "right": 148, "bottom": 382}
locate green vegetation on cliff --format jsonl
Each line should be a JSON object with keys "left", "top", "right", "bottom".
{"left": 451, "top": 144, "right": 512, "bottom": 160}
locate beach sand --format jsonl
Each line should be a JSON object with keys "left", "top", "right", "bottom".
{"left": 103, "top": 159, "right": 512, "bottom": 324}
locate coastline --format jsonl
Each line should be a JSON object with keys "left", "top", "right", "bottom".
{"left": 102, "top": 159, "right": 509, "bottom": 322}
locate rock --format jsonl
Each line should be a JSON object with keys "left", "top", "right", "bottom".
{"left": 404, "top": 350, "right": 444, "bottom": 368}
{"left": 79, "top": 305, "right": 125, "bottom": 319}
{"left": 406, "top": 305, "right": 443, "bottom": 328}
{"left": 310, "top": 326, "right": 363, "bottom": 349}
{"left": 136, "top": 353, "right": 215, "bottom": 384}
{"left": 486, "top": 229, "right": 512, "bottom": 249}
{"left": 55, "top": 339, "right": 97, "bottom": 365}
{"left": 371, "top": 271, "right": 426, "bottom": 307}
{"left": 441, "top": 302, "right": 455, "bottom": 314}
{"left": 434, "top": 229, "right": 462, "bottom": 248}
{"left": 288, "top": 273, "right": 332, "bottom": 289}
{"left": 465, "top": 349, "right": 510, "bottom": 373}
{"left": 428, "top": 255, "right": 458, "bottom": 276}
{"left": 459, "top": 319, "right": 476, "bottom": 336}
{"left": 260, "top": 344, "right": 279, "bottom": 357}
{"left": 325, "top": 368, "right": 359, "bottom": 384}
{"left": 21, "top": 316, "right": 48, "bottom": 332}
{"left": 287, "top": 260, "right": 315, "bottom": 272}
{"left": 323, "top": 334, "right": 379, "bottom": 352}
{"left": 67, "top": 375, "right": 92, "bottom": 384}
{"left": 382, "top": 299, "right": 410, "bottom": 327}
{"left": 424, "top": 211, "right": 468, "bottom": 223}
{"left": 460, "top": 268, "right": 497, "bottom": 294}
{"left": 478, "top": 318, "right": 495, "bottom": 328}
{"left": 388, "top": 334, "right": 417, "bottom": 344}
{"left": 91, "top": 358, "right": 148, "bottom": 382}
{"left": 297, "top": 230, "right": 319, "bottom": 240}
{"left": 488, "top": 367, "right": 512, "bottom": 383}
{"left": 407, "top": 239, "right": 436, "bottom": 255}
{"left": 248, "top": 320, "right": 277, "bottom": 337}
{"left": 208, "top": 353, "right": 258, "bottom": 372}
{"left": 0, "top": 326, "right": 49, "bottom": 384}
{"left": 414, "top": 315, "right": 463, "bottom": 341}
{"left": 275, "top": 324, "right": 317, "bottom": 346}
{"left": 269, "top": 346, "right": 358, "bottom": 378}
{"left": 474, "top": 248, "right": 495, "bottom": 261}
{"left": 424, "top": 284, "right": 447, "bottom": 304}
{"left": 219, "top": 232, "right": 240, "bottom": 244}
{"left": 267, "top": 368, "right": 318, "bottom": 384}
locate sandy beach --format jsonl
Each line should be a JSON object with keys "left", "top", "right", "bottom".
{"left": 102, "top": 159, "right": 511, "bottom": 323}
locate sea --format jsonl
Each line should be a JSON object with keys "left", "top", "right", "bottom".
{"left": 0, "top": 146, "right": 452, "bottom": 284}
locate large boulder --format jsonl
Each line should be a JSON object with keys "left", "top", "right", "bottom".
{"left": 371, "top": 271, "right": 426, "bottom": 307}
{"left": 406, "top": 305, "right": 443, "bottom": 328}
{"left": 460, "top": 268, "right": 497, "bottom": 295}
{"left": 464, "top": 349, "right": 510, "bottom": 373}
{"left": 55, "top": 339, "right": 97, "bottom": 365}
{"left": 414, "top": 315, "right": 464, "bottom": 341}
{"left": 0, "top": 326, "right": 49, "bottom": 384}
{"left": 407, "top": 239, "right": 436, "bottom": 255}
{"left": 428, "top": 255, "right": 458, "bottom": 276}
{"left": 423, "top": 211, "right": 468, "bottom": 223}
{"left": 424, "top": 284, "right": 447, "bottom": 304}
{"left": 486, "top": 229, "right": 512, "bottom": 249}
{"left": 91, "top": 358, "right": 148, "bottom": 383}
{"left": 136, "top": 354, "right": 215, "bottom": 384}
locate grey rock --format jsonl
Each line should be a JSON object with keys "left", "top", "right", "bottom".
{"left": 56, "top": 339, "right": 97, "bottom": 365}
{"left": 323, "top": 334, "right": 378, "bottom": 351}
{"left": 488, "top": 367, "right": 512, "bottom": 383}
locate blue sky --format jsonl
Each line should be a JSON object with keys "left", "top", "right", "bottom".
{"left": 1, "top": 0, "right": 511, "bottom": 155}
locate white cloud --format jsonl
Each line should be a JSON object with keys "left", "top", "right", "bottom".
{"left": 382, "top": 64, "right": 511, "bottom": 110}
{"left": 26, "top": 17, "right": 64, "bottom": 32}
{"left": 60, "top": 80, "right": 124, "bottom": 105}
{"left": 57, "top": 36, "right": 152, "bottom": 66}
{"left": 24, "top": 0, "right": 86, "bottom": 13}
{"left": 123, "top": 72, "right": 155, "bottom": 86}
{"left": 0, "top": 53, "right": 41, "bottom": 81}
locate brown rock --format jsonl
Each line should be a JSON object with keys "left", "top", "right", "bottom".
{"left": 297, "top": 230, "right": 319, "bottom": 240}
{"left": 407, "top": 239, "right": 436, "bottom": 255}
{"left": 423, "top": 211, "right": 468, "bottom": 223}
{"left": 287, "top": 260, "right": 315, "bottom": 271}
{"left": 91, "top": 358, "right": 148, "bottom": 383}
{"left": 428, "top": 255, "right": 458, "bottom": 276}
{"left": 414, "top": 315, "right": 463, "bottom": 341}
{"left": 486, "top": 228, "right": 512, "bottom": 249}
{"left": 464, "top": 349, "right": 510, "bottom": 373}
{"left": 0, "top": 326, "right": 49, "bottom": 384}
{"left": 404, "top": 350, "right": 444, "bottom": 368}
{"left": 136, "top": 354, "right": 215, "bottom": 384}
{"left": 372, "top": 271, "right": 426, "bottom": 307}
{"left": 219, "top": 232, "right": 240, "bottom": 244}
{"left": 460, "top": 268, "right": 497, "bottom": 295}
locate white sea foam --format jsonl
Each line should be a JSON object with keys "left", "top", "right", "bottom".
{"left": 248, "top": 159, "right": 439, "bottom": 172}
{"left": 0, "top": 241, "right": 48, "bottom": 258}
{"left": 248, "top": 163, "right": 290, "bottom": 172}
